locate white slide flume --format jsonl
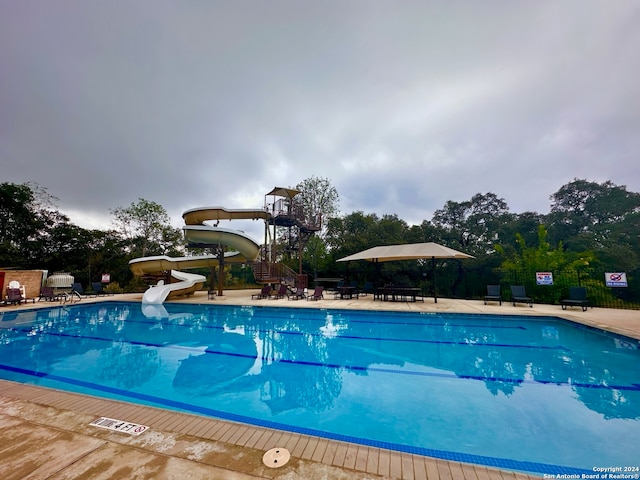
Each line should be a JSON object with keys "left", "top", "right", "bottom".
{"left": 129, "top": 225, "right": 261, "bottom": 305}
{"left": 141, "top": 270, "right": 205, "bottom": 305}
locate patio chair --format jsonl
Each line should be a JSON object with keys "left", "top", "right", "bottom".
{"left": 484, "top": 285, "right": 502, "bottom": 305}
{"left": 287, "top": 287, "right": 306, "bottom": 300}
{"left": 38, "top": 286, "right": 58, "bottom": 302}
{"left": 510, "top": 285, "right": 533, "bottom": 307}
{"left": 360, "top": 282, "right": 375, "bottom": 296}
{"left": 561, "top": 286, "right": 589, "bottom": 312}
{"left": 72, "top": 283, "right": 95, "bottom": 298}
{"left": 6, "top": 281, "right": 36, "bottom": 303}
{"left": 92, "top": 282, "right": 110, "bottom": 296}
{"left": 251, "top": 285, "right": 271, "bottom": 300}
{"left": 269, "top": 284, "right": 288, "bottom": 299}
{"left": 5, "top": 288, "right": 23, "bottom": 305}
{"left": 8, "top": 280, "right": 26, "bottom": 300}
{"left": 307, "top": 286, "right": 324, "bottom": 301}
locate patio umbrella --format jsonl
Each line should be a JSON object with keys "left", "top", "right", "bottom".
{"left": 337, "top": 242, "right": 474, "bottom": 302}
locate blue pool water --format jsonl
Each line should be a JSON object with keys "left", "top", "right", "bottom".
{"left": 1, "top": 301, "right": 639, "bottom": 475}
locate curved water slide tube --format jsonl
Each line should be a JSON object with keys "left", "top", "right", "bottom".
{"left": 131, "top": 268, "right": 207, "bottom": 305}
{"left": 182, "top": 206, "right": 271, "bottom": 225}
{"left": 129, "top": 208, "right": 263, "bottom": 305}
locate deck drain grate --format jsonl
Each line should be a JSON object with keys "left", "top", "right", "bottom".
{"left": 89, "top": 417, "right": 149, "bottom": 436}
{"left": 262, "top": 447, "right": 290, "bottom": 468}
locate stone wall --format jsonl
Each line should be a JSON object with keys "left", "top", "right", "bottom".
{"left": 1, "top": 270, "right": 45, "bottom": 300}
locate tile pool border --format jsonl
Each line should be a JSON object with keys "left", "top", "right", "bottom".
{"left": 0, "top": 362, "right": 592, "bottom": 477}
{"left": 4, "top": 300, "right": 634, "bottom": 475}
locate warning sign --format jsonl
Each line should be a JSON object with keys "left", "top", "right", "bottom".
{"left": 536, "top": 272, "right": 554, "bottom": 285}
{"left": 89, "top": 417, "right": 149, "bottom": 436}
{"left": 605, "top": 272, "right": 627, "bottom": 287}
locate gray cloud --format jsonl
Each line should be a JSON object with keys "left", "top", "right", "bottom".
{"left": 2, "top": 0, "right": 639, "bottom": 243}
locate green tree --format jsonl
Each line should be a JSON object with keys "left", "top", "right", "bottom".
{"left": 301, "top": 235, "right": 331, "bottom": 278}
{"left": 406, "top": 220, "right": 442, "bottom": 244}
{"left": 498, "top": 212, "right": 544, "bottom": 256}
{"left": 325, "top": 211, "right": 411, "bottom": 283}
{"left": 499, "top": 226, "right": 575, "bottom": 272}
{"left": 110, "top": 198, "right": 183, "bottom": 258}
{"left": 39, "top": 218, "right": 94, "bottom": 275}
{"left": 549, "top": 179, "right": 640, "bottom": 233}
{"left": 547, "top": 179, "right": 640, "bottom": 270}
{"left": 497, "top": 225, "right": 596, "bottom": 304}
{"left": 294, "top": 176, "right": 340, "bottom": 237}
{"left": 0, "top": 182, "right": 83, "bottom": 268}
{"left": 326, "top": 211, "right": 407, "bottom": 256}
{"left": 432, "top": 192, "right": 512, "bottom": 257}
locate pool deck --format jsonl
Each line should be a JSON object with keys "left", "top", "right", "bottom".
{"left": 1, "top": 290, "right": 638, "bottom": 479}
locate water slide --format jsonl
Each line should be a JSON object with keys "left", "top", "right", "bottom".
{"left": 130, "top": 208, "right": 264, "bottom": 304}
{"left": 135, "top": 269, "right": 207, "bottom": 305}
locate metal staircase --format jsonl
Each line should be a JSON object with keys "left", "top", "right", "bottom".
{"left": 252, "top": 195, "right": 318, "bottom": 289}
{"left": 249, "top": 261, "right": 308, "bottom": 288}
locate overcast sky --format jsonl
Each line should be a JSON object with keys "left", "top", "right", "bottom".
{"left": 2, "top": 1, "right": 639, "bottom": 243}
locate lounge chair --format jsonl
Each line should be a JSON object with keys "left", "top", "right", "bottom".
{"left": 561, "top": 286, "right": 589, "bottom": 312}
{"left": 269, "top": 284, "right": 288, "bottom": 299}
{"left": 251, "top": 285, "right": 271, "bottom": 300}
{"left": 5, "top": 288, "right": 23, "bottom": 305}
{"left": 91, "top": 282, "right": 110, "bottom": 296}
{"left": 360, "top": 282, "right": 375, "bottom": 296}
{"left": 288, "top": 287, "right": 306, "bottom": 300}
{"left": 8, "top": 280, "right": 26, "bottom": 300}
{"left": 510, "top": 285, "right": 533, "bottom": 307}
{"left": 307, "top": 286, "right": 324, "bottom": 301}
{"left": 71, "top": 283, "right": 95, "bottom": 298}
{"left": 484, "top": 285, "right": 502, "bottom": 305}
{"left": 38, "top": 286, "right": 59, "bottom": 302}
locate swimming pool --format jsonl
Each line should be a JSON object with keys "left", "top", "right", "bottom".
{"left": 1, "top": 301, "right": 638, "bottom": 475}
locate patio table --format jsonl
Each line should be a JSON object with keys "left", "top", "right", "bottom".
{"left": 375, "top": 287, "right": 423, "bottom": 302}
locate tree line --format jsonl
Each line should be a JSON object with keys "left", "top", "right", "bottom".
{"left": 1, "top": 178, "right": 639, "bottom": 305}
{"left": 316, "top": 180, "right": 640, "bottom": 307}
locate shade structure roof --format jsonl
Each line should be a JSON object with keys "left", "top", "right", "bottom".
{"left": 337, "top": 242, "right": 474, "bottom": 263}
{"left": 265, "top": 187, "right": 301, "bottom": 199}
{"left": 337, "top": 242, "right": 474, "bottom": 304}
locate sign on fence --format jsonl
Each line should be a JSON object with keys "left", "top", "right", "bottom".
{"left": 536, "top": 272, "right": 554, "bottom": 285}
{"left": 605, "top": 272, "right": 627, "bottom": 287}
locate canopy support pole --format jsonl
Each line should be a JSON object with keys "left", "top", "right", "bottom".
{"left": 432, "top": 256, "right": 437, "bottom": 303}
{"left": 217, "top": 247, "right": 225, "bottom": 296}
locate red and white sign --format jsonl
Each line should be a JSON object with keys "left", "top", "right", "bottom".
{"left": 605, "top": 272, "right": 627, "bottom": 287}
{"left": 536, "top": 272, "right": 554, "bottom": 285}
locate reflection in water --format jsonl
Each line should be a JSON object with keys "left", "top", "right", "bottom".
{"left": 172, "top": 330, "right": 257, "bottom": 395}
{"left": 98, "top": 344, "right": 159, "bottom": 390}
{"left": 1, "top": 302, "right": 639, "bottom": 472}
{"left": 1, "top": 304, "right": 639, "bottom": 421}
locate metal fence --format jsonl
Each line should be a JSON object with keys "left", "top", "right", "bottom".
{"left": 439, "top": 266, "right": 640, "bottom": 310}
{"left": 325, "top": 260, "right": 639, "bottom": 310}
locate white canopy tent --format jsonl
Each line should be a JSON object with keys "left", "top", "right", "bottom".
{"left": 337, "top": 242, "right": 474, "bottom": 302}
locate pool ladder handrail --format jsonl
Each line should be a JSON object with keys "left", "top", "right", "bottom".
{"left": 60, "top": 291, "right": 82, "bottom": 304}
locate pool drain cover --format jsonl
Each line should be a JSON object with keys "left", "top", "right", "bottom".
{"left": 262, "top": 447, "right": 290, "bottom": 468}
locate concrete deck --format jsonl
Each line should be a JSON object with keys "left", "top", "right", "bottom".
{"left": 1, "top": 290, "right": 638, "bottom": 479}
